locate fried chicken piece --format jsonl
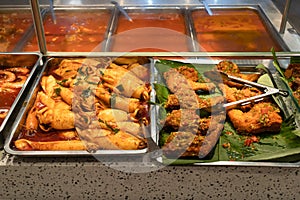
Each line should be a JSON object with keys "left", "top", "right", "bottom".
{"left": 164, "top": 109, "right": 200, "bottom": 132}
{"left": 163, "top": 68, "right": 199, "bottom": 109}
{"left": 218, "top": 83, "right": 262, "bottom": 103}
{"left": 165, "top": 94, "right": 180, "bottom": 110}
{"left": 293, "top": 88, "right": 300, "bottom": 105}
{"left": 162, "top": 131, "right": 205, "bottom": 157}
{"left": 285, "top": 63, "right": 300, "bottom": 79}
{"left": 162, "top": 113, "right": 226, "bottom": 158}
{"left": 165, "top": 94, "right": 225, "bottom": 111}
{"left": 216, "top": 60, "right": 240, "bottom": 74}
{"left": 205, "top": 61, "right": 261, "bottom": 88}
{"left": 164, "top": 68, "right": 215, "bottom": 93}
{"left": 197, "top": 96, "right": 225, "bottom": 111}
{"left": 164, "top": 108, "right": 226, "bottom": 133}
{"left": 198, "top": 113, "right": 226, "bottom": 158}
{"left": 188, "top": 81, "right": 216, "bottom": 92}
{"left": 175, "top": 66, "right": 199, "bottom": 82}
{"left": 285, "top": 63, "right": 300, "bottom": 104}
{"left": 216, "top": 60, "right": 260, "bottom": 82}
{"left": 164, "top": 68, "right": 191, "bottom": 93}
{"left": 227, "top": 102, "right": 282, "bottom": 134}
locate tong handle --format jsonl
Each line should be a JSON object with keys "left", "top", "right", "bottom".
{"left": 200, "top": 0, "right": 213, "bottom": 16}
{"left": 221, "top": 72, "right": 289, "bottom": 109}
{"left": 49, "top": 0, "right": 56, "bottom": 24}
{"left": 278, "top": 90, "right": 289, "bottom": 97}
{"left": 111, "top": 1, "right": 133, "bottom": 22}
{"left": 226, "top": 73, "right": 288, "bottom": 96}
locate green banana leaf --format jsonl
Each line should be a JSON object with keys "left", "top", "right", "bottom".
{"left": 271, "top": 49, "right": 300, "bottom": 111}
{"left": 154, "top": 59, "right": 300, "bottom": 165}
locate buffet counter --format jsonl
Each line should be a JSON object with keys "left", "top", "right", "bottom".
{"left": 0, "top": 0, "right": 300, "bottom": 199}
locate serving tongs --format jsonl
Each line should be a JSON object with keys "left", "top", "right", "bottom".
{"left": 140, "top": 121, "right": 162, "bottom": 159}
{"left": 49, "top": 0, "right": 56, "bottom": 24}
{"left": 0, "top": 109, "right": 8, "bottom": 113}
{"left": 200, "top": 0, "right": 213, "bottom": 16}
{"left": 111, "top": 1, "right": 133, "bottom": 22}
{"left": 219, "top": 71, "right": 289, "bottom": 110}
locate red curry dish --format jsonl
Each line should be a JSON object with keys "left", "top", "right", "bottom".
{"left": 192, "top": 9, "right": 283, "bottom": 52}
{"left": 0, "top": 67, "right": 30, "bottom": 125}
{"left": 23, "top": 10, "right": 111, "bottom": 52}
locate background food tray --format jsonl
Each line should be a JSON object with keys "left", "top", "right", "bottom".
{"left": 21, "top": 7, "right": 114, "bottom": 52}
{"left": 0, "top": 8, "right": 36, "bottom": 52}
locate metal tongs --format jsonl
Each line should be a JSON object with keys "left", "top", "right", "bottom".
{"left": 0, "top": 109, "right": 8, "bottom": 113}
{"left": 111, "top": 1, "right": 133, "bottom": 22}
{"left": 140, "top": 121, "right": 162, "bottom": 159}
{"left": 49, "top": 0, "right": 56, "bottom": 24}
{"left": 220, "top": 71, "right": 289, "bottom": 109}
{"left": 200, "top": 0, "right": 213, "bottom": 16}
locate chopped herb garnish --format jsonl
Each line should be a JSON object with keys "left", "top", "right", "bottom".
{"left": 85, "top": 80, "right": 98, "bottom": 85}
{"left": 116, "top": 84, "right": 124, "bottom": 92}
{"left": 112, "top": 128, "right": 120, "bottom": 134}
{"left": 73, "top": 80, "right": 80, "bottom": 86}
{"left": 78, "top": 67, "right": 85, "bottom": 76}
{"left": 99, "top": 70, "right": 104, "bottom": 76}
{"left": 54, "top": 87, "right": 61, "bottom": 96}
{"left": 81, "top": 87, "right": 91, "bottom": 98}
{"left": 110, "top": 93, "right": 117, "bottom": 107}
{"left": 56, "top": 79, "right": 68, "bottom": 86}
{"left": 98, "top": 118, "right": 119, "bottom": 134}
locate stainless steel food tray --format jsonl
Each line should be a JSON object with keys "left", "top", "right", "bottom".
{"left": 0, "top": 53, "right": 43, "bottom": 133}
{"left": 4, "top": 56, "right": 157, "bottom": 156}
{"left": 152, "top": 57, "right": 300, "bottom": 167}
{"left": 186, "top": 5, "right": 289, "bottom": 52}
{"left": 18, "top": 6, "right": 115, "bottom": 53}
{"left": 104, "top": 7, "right": 196, "bottom": 52}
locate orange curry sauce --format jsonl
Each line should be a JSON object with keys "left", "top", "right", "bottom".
{"left": 192, "top": 9, "right": 283, "bottom": 52}
{"left": 111, "top": 11, "right": 190, "bottom": 52}
{"left": 0, "top": 12, "right": 33, "bottom": 52}
{"left": 24, "top": 10, "right": 111, "bottom": 52}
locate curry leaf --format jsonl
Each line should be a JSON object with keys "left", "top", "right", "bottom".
{"left": 153, "top": 83, "right": 169, "bottom": 104}
{"left": 272, "top": 47, "right": 285, "bottom": 77}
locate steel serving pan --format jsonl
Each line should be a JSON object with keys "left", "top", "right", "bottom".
{"left": 187, "top": 5, "right": 289, "bottom": 52}
{"left": 20, "top": 6, "right": 115, "bottom": 53}
{"left": 104, "top": 6, "right": 196, "bottom": 52}
{"left": 4, "top": 56, "right": 158, "bottom": 156}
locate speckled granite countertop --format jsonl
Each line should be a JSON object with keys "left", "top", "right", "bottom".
{"left": 0, "top": 150, "right": 299, "bottom": 199}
